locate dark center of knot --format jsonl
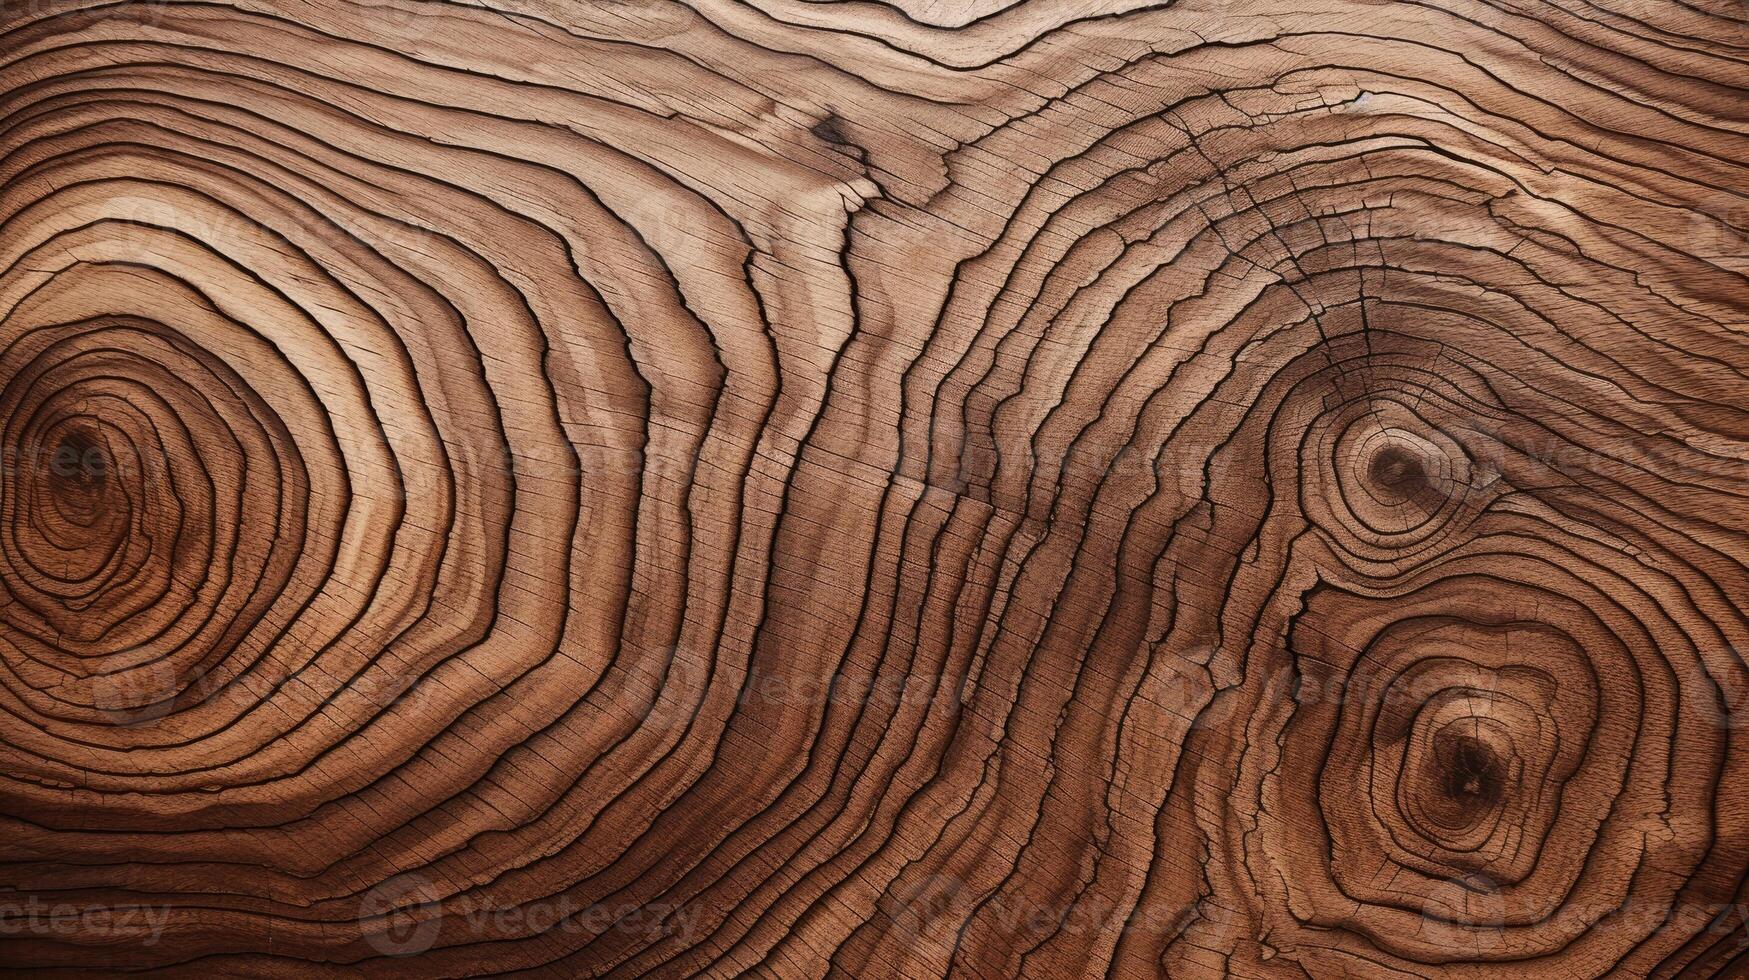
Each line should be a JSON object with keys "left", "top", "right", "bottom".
{"left": 1435, "top": 732, "right": 1503, "bottom": 806}
{"left": 49, "top": 432, "right": 109, "bottom": 490}
{"left": 1368, "top": 445, "right": 1426, "bottom": 493}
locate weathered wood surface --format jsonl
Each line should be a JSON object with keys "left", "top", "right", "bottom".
{"left": 2, "top": 0, "right": 1749, "bottom": 975}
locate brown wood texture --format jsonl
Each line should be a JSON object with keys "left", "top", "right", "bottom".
{"left": 3, "top": 0, "right": 1749, "bottom": 976}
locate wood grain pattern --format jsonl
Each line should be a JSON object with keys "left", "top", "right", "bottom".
{"left": 2, "top": 0, "right": 1748, "bottom": 975}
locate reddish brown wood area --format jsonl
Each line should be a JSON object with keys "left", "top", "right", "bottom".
{"left": 3, "top": 0, "right": 1749, "bottom": 976}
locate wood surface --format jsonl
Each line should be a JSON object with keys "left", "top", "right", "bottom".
{"left": 2, "top": 0, "right": 1749, "bottom": 976}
